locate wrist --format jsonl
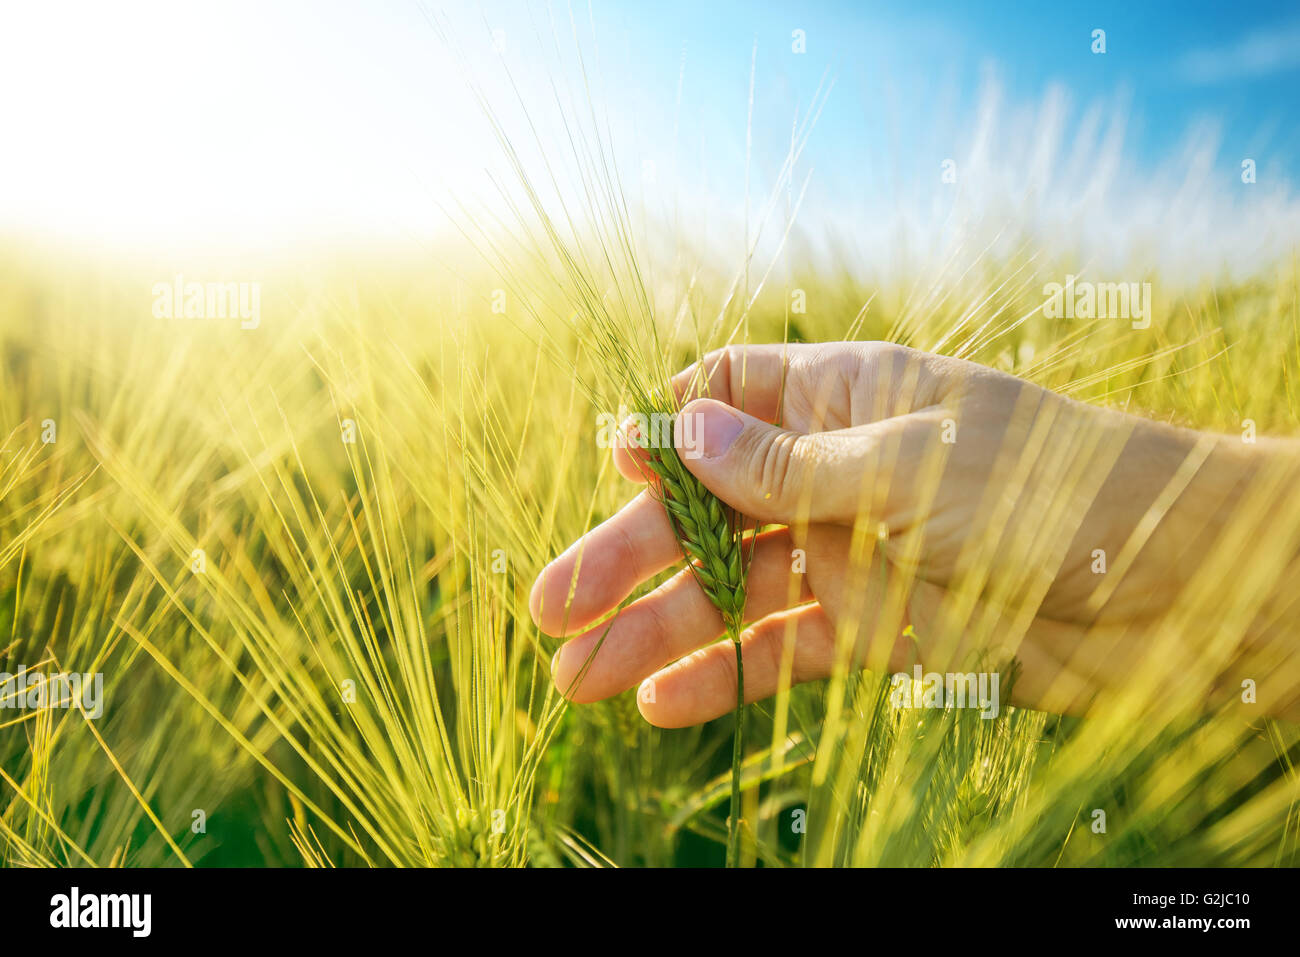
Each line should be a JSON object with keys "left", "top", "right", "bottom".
{"left": 1184, "top": 430, "right": 1300, "bottom": 718}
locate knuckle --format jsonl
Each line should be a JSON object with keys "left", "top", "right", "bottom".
{"left": 640, "top": 585, "right": 675, "bottom": 665}
{"left": 678, "top": 346, "right": 739, "bottom": 403}
{"left": 753, "top": 428, "right": 803, "bottom": 507}
{"left": 756, "top": 622, "right": 786, "bottom": 682}
{"left": 609, "top": 512, "right": 646, "bottom": 581}
{"left": 710, "top": 344, "right": 740, "bottom": 381}
{"left": 706, "top": 642, "right": 740, "bottom": 696}
{"left": 744, "top": 618, "right": 798, "bottom": 687}
{"left": 853, "top": 339, "right": 905, "bottom": 370}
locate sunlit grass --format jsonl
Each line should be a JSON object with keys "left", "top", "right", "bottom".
{"left": 0, "top": 237, "right": 1296, "bottom": 867}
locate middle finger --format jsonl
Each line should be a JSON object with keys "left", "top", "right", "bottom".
{"left": 550, "top": 527, "right": 811, "bottom": 702}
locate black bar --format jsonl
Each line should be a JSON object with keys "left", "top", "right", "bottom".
{"left": 0, "top": 866, "right": 1280, "bottom": 944}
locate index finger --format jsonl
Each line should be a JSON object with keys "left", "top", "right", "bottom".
{"left": 669, "top": 343, "right": 806, "bottom": 423}
{"left": 616, "top": 342, "right": 846, "bottom": 481}
{"left": 613, "top": 344, "right": 800, "bottom": 483}
{"left": 528, "top": 490, "right": 683, "bottom": 636}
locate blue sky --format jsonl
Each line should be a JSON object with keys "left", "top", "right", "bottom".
{"left": 582, "top": 0, "right": 1300, "bottom": 187}
{"left": 1, "top": 0, "right": 1296, "bottom": 269}
{"left": 553, "top": 0, "right": 1300, "bottom": 275}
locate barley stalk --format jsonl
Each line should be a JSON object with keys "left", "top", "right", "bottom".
{"left": 640, "top": 410, "right": 749, "bottom": 867}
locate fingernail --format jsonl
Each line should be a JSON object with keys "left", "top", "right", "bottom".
{"left": 679, "top": 401, "right": 743, "bottom": 460}
{"left": 620, "top": 414, "right": 645, "bottom": 449}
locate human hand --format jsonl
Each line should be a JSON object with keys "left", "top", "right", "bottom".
{"left": 530, "top": 342, "right": 1298, "bottom": 725}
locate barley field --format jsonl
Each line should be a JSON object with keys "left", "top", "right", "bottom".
{"left": 2, "top": 237, "right": 1297, "bottom": 867}
{"left": 2, "top": 2, "right": 1299, "bottom": 870}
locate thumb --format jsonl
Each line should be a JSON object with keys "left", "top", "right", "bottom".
{"left": 673, "top": 397, "right": 911, "bottom": 526}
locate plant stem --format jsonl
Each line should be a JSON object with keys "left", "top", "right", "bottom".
{"left": 726, "top": 628, "right": 745, "bottom": 867}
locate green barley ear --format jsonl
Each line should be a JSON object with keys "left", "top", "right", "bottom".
{"left": 643, "top": 432, "right": 747, "bottom": 633}
{"left": 633, "top": 394, "right": 750, "bottom": 867}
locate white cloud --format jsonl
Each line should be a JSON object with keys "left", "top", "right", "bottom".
{"left": 1176, "top": 22, "right": 1300, "bottom": 84}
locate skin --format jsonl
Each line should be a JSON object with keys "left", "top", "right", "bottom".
{"left": 529, "top": 342, "right": 1300, "bottom": 727}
